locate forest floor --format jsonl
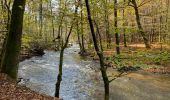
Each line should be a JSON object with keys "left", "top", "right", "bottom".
{"left": 87, "top": 43, "right": 170, "bottom": 74}
{"left": 0, "top": 73, "right": 60, "bottom": 100}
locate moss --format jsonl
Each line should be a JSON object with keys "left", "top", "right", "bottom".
{"left": 1, "top": 0, "right": 26, "bottom": 79}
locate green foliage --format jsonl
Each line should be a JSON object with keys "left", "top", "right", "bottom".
{"left": 110, "top": 50, "right": 170, "bottom": 69}
{"left": 152, "top": 51, "right": 170, "bottom": 65}
{"left": 112, "top": 55, "right": 122, "bottom": 68}
{"left": 22, "top": 34, "right": 32, "bottom": 49}
{"left": 29, "top": 39, "right": 46, "bottom": 50}
{"left": 21, "top": 34, "right": 54, "bottom": 52}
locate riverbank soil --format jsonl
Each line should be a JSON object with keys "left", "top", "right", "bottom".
{"left": 0, "top": 73, "right": 59, "bottom": 100}
{"left": 86, "top": 43, "right": 170, "bottom": 74}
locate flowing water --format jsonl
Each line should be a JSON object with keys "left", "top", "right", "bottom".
{"left": 18, "top": 45, "right": 170, "bottom": 100}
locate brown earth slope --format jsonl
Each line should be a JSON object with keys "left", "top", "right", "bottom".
{"left": 0, "top": 73, "right": 59, "bottom": 100}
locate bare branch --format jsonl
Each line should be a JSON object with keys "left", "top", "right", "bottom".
{"left": 109, "top": 72, "right": 125, "bottom": 83}
{"left": 128, "top": 0, "right": 135, "bottom": 8}
{"left": 138, "top": 0, "right": 154, "bottom": 8}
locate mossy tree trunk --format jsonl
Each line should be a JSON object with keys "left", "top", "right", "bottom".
{"left": 129, "top": 0, "right": 150, "bottom": 48}
{"left": 55, "top": 0, "right": 80, "bottom": 97}
{"left": 85, "top": 0, "right": 110, "bottom": 99}
{"left": 0, "top": 0, "right": 11, "bottom": 71}
{"left": 1, "top": 0, "right": 26, "bottom": 79}
{"left": 55, "top": 47, "right": 64, "bottom": 97}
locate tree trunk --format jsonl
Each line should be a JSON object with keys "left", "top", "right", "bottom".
{"left": 77, "top": 19, "right": 82, "bottom": 51}
{"left": 165, "top": 0, "right": 169, "bottom": 41}
{"left": 80, "top": 1, "right": 86, "bottom": 53}
{"left": 81, "top": 34, "right": 86, "bottom": 52}
{"left": 123, "top": 0, "right": 127, "bottom": 47}
{"left": 39, "top": 0, "right": 43, "bottom": 37}
{"left": 55, "top": 1, "right": 80, "bottom": 97}
{"left": 94, "top": 20, "right": 103, "bottom": 51}
{"left": 131, "top": 0, "right": 150, "bottom": 48}
{"left": 55, "top": 48, "right": 64, "bottom": 97}
{"left": 0, "top": 0, "right": 11, "bottom": 71}
{"left": 4, "top": 0, "right": 11, "bottom": 31}
{"left": 103, "top": 0, "right": 111, "bottom": 49}
{"left": 114, "top": 0, "right": 120, "bottom": 54}
{"left": 85, "top": 0, "right": 109, "bottom": 99}
{"left": 50, "top": 0, "right": 55, "bottom": 38}
{"left": 1, "top": 0, "right": 26, "bottom": 79}
{"left": 56, "top": 0, "right": 67, "bottom": 51}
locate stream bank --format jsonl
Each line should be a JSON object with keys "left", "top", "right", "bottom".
{"left": 0, "top": 73, "right": 59, "bottom": 100}
{"left": 83, "top": 48, "right": 170, "bottom": 74}
{"left": 18, "top": 44, "right": 170, "bottom": 100}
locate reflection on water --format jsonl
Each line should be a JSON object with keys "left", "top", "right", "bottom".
{"left": 18, "top": 44, "right": 170, "bottom": 100}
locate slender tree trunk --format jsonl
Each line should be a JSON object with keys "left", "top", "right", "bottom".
{"left": 1, "top": 0, "right": 26, "bottom": 79}
{"left": 85, "top": 0, "right": 109, "bottom": 99}
{"left": 55, "top": 48, "right": 64, "bottom": 97}
{"left": 130, "top": 0, "right": 150, "bottom": 48}
{"left": 4, "top": 0, "right": 11, "bottom": 31}
{"left": 39, "top": 0, "right": 43, "bottom": 37}
{"left": 114, "top": 0, "right": 120, "bottom": 54}
{"left": 80, "top": 0, "right": 86, "bottom": 53}
{"left": 165, "top": 0, "right": 169, "bottom": 40}
{"left": 103, "top": 0, "right": 111, "bottom": 49}
{"left": 81, "top": 34, "right": 86, "bottom": 52}
{"left": 56, "top": 0, "right": 64, "bottom": 51}
{"left": 94, "top": 21, "right": 103, "bottom": 51}
{"left": 123, "top": 0, "right": 127, "bottom": 47}
{"left": 50, "top": 0, "right": 55, "bottom": 38}
{"left": 77, "top": 19, "right": 82, "bottom": 51}
{"left": 55, "top": 18, "right": 74, "bottom": 98}
{"left": 55, "top": 1, "right": 80, "bottom": 97}
{"left": 151, "top": 5, "right": 155, "bottom": 43}
{"left": 159, "top": 16, "right": 162, "bottom": 43}
{"left": 158, "top": 0, "right": 162, "bottom": 43}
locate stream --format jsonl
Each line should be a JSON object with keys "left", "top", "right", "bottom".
{"left": 18, "top": 44, "right": 170, "bottom": 100}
